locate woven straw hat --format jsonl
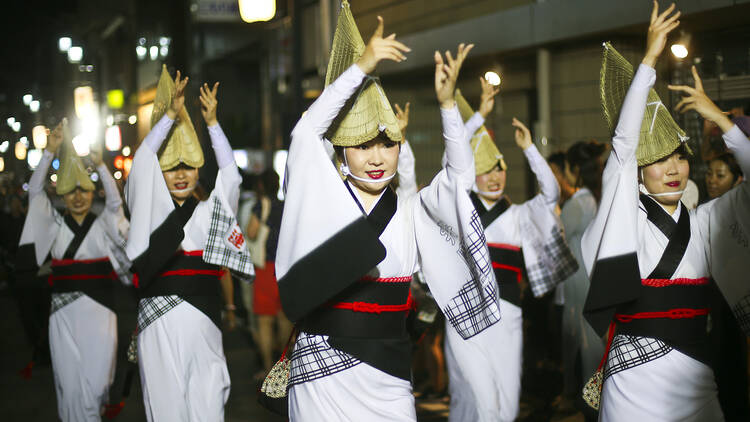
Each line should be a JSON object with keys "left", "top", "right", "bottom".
{"left": 600, "top": 42, "right": 689, "bottom": 167}
{"left": 56, "top": 120, "right": 95, "bottom": 195}
{"left": 323, "top": 0, "right": 402, "bottom": 147}
{"left": 455, "top": 89, "right": 506, "bottom": 175}
{"left": 151, "top": 65, "right": 204, "bottom": 170}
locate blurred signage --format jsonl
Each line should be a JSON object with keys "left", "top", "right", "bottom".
{"left": 191, "top": 0, "right": 242, "bottom": 22}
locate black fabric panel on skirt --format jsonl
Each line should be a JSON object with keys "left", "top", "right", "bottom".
{"left": 278, "top": 187, "right": 396, "bottom": 322}
{"left": 51, "top": 260, "right": 117, "bottom": 311}
{"left": 328, "top": 337, "right": 412, "bottom": 381}
{"left": 583, "top": 252, "right": 641, "bottom": 336}
{"left": 140, "top": 254, "right": 223, "bottom": 328}
{"left": 488, "top": 246, "right": 525, "bottom": 306}
{"left": 62, "top": 212, "right": 98, "bottom": 260}
{"left": 130, "top": 196, "right": 198, "bottom": 289}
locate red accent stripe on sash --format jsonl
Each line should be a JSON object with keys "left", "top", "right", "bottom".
{"left": 159, "top": 269, "right": 224, "bottom": 277}
{"left": 132, "top": 250, "right": 207, "bottom": 288}
{"left": 615, "top": 308, "right": 710, "bottom": 323}
{"left": 330, "top": 291, "right": 415, "bottom": 314}
{"left": 492, "top": 262, "right": 522, "bottom": 283}
{"left": 487, "top": 243, "right": 521, "bottom": 252}
{"left": 359, "top": 275, "right": 412, "bottom": 283}
{"left": 641, "top": 277, "right": 709, "bottom": 287}
{"left": 48, "top": 258, "right": 115, "bottom": 286}
{"left": 51, "top": 257, "right": 111, "bottom": 267}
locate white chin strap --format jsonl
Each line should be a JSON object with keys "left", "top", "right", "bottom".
{"left": 474, "top": 188, "right": 503, "bottom": 198}
{"left": 639, "top": 169, "right": 684, "bottom": 198}
{"left": 340, "top": 150, "right": 396, "bottom": 184}
{"left": 170, "top": 186, "right": 196, "bottom": 194}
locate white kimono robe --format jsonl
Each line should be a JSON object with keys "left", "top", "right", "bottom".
{"left": 445, "top": 113, "right": 569, "bottom": 422}
{"left": 277, "top": 64, "right": 501, "bottom": 422}
{"left": 581, "top": 63, "right": 750, "bottom": 422}
{"left": 125, "top": 117, "right": 243, "bottom": 422}
{"left": 18, "top": 150, "right": 129, "bottom": 422}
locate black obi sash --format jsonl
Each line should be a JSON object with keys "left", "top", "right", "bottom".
{"left": 615, "top": 195, "right": 711, "bottom": 364}
{"left": 130, "top": 197, "right": 224, "bottom": 327}
{"left": 487, "top": 244, "right": 525, "bottom": 306}
{"left": 137, "top": 252, "right": 224, "bottom": 328}
{"left": 49, "top": 258, "right": 117, "bottom": 312}
{"left": 297, "top": 187, "right": 412, "bottom": 380}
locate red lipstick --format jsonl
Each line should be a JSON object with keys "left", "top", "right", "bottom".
{"left": 666, "top": 181, "right": 680, "bottom": 188}
{"left": 366, "top": 170, "right": 385, "bottom": 179}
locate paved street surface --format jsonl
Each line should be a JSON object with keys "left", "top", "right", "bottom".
{"left": 0, "top": 285, "right": 452, "bottom": 421}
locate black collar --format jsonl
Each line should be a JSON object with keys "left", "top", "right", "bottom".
{"left": 470, "top": 191, "right": 511, "bottom": 229}
{"left": 639, "top": 194, "right": 691, "bottom": 279}
{"left": 62, "top": 212, "right": 98, "bottom": 259}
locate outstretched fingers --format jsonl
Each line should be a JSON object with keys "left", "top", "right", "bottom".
{"left": 690, "top": 65, "right": 704, "bottom": 92}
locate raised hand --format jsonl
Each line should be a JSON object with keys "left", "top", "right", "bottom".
{"left": 199, "top": 82, "right": 220, "bottom": 126}
{"left": 643, "top": 1, "right": 681, "bottom": 68}
{"left": 89, "top": 144, "right": 104, "bottom": 167}
{"left": 394, "top": 102, "right": 410, "bottom": 134}
{"left": 46, "top": 118, "right": 65, "bottom": 155}
{"left": 478, "top": 76, "right": 500, "bottom": 118}
{"left": 511, "top": 117, "right": 533, "bottom": 150}
{"left": 167, "top": 70, "right": 189, "bottom": 120}
{"left": 669, "top": 65, "right": 734, "bottom": 133}
{"left": 434, "top": 43, "right": 474, "bottom": 109}
{"left": 356, "top": 16, "right": 411, "bottom": 74}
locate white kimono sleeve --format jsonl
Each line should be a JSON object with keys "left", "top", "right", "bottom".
{"left": 96, "top": 163, "right": 132, "bottom": 284}
{"left": 396, "top": 140, "right": 417, "bottom": 199}
{"left": 581, "top": 63, "right": 654, "bottom": 335}
{"left": 414, "top": 104, "right": 500, "bottom": 339}
{"left": 699, "top": 125, "right": 750, "bottom": 333}
{"left": 124, "top": 115, "right": 176, "bottom": 261}
{"left": 19, "top": 149, "right": 62, "bottom": 265}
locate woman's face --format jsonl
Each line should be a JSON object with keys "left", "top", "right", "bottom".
{"left": 564, "top": 161, "right": 579, "bottom": 187}
{"left": 344, "top": 136, "right": 400, "bottom": 196}
{"left": 163, "top": 164, "right": 199, "bottom": 203}
{"left": 705, "top": 159, "right": 740, "bottom": 199}
{"left": 641, "top": 150, "right": 690, "bottom": 208}
{"left": 475, "top": 165, "right": 506, "bottom": 201}
{"left": 63, "top": 188, "right": 94, "bottom": 218}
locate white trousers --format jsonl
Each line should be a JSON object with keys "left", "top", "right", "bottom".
{"left": 445, "top": 299, "right": 523, "bottom": 422}
{"left": 600, "top": 346, "right": 723, "bottom": 421}
{"left": 289, "top": 362, "right": 416, "bottom": 421}
{"left": 138, "top": 301, "right": 230, "bottom": 422}
{"left": 49, "top": 295, "right": 117, "bottom": 422}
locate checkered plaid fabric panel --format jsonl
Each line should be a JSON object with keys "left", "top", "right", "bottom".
{"left": 288, "top": 331, "right": 361, "bottom": 387}
{"left": 50, "top": 292, "right": 84, "bottom": 314}
{"left": 604, "top": 334, "right": 672, "bottom": 380}
{"left": 442, "top": 210, "right": 502, "bottom": 340}
{"left": 527, "top": 227, "right": 579, "bottom": 297}
{"left": 137, "top": 295, "right": 183, "bottom": 332}
{"left": 732, "top": 294, "right": 750, "bottom": 336}
{"left": 204, "top": 196, "right": 254, "bottom": 280}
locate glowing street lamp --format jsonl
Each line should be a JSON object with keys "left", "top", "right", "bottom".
{"left": 68, "top": 46, "right": 83, "bottom": 63}
{"left": 58, "top": 37, "right": 72, "bottom": 52}
{"left": 671, "top": 44, "right": 688, "bottom": 59}
{"left": 136, "top": 45, "right": 147, "bottom": 60}
{"left": 239, "top": 0, "right": 276, "bottom": 23}
{"left": 23, "top": 94, "right": 33, "bottom": 105}
{"left": 27, "top": 149, "right": 43, "bottom": 169}
{"left": 105, "top": 126, "right": 122, "bottom": 151}
{"left": 30, "top": 100, "right": 40, "bottom": 113}
{"left": 149, "top": 46, "right": 158, "bottom": 61}
{"left": 484, "top": 71, "right": 501, "bottom": 86}
{"left": 0, "top": 157, "right": 4, "bottom": 172}
{"left": 12, "top": 121, "right": 21, "bottom": 132}
{"left": 33, "top": 125, "right": 48, "bottom": 149}
{"left": 15, "top": 141, "right": 27, "bottom": 160}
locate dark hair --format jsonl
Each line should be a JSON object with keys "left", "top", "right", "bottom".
{"left": 565, "top": 140, "right": 608, "bottom": 202}
{"left": 258, "top": 169, "right": 280, "bottom": 198}
{"left": 710, "top": 152, "right": 743, "bottom": 182}
{"left": 547, "top": 151, "right": 566, "bottom": 171}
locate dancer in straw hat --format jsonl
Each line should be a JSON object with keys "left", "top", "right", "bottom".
{"left": 580, "top": 2, "right": 750, "bottom": 420}
{"left": 275, "top": 1, "right": 502, "bottom": 420}
{"left": 442, "top": 79, "right": 577, "bottom": 421}
{"left": 18, "top": 119, "right": 130, "bottom": 421}
{"left": 125, "top": 66, "right": 253, "bottom": 421}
